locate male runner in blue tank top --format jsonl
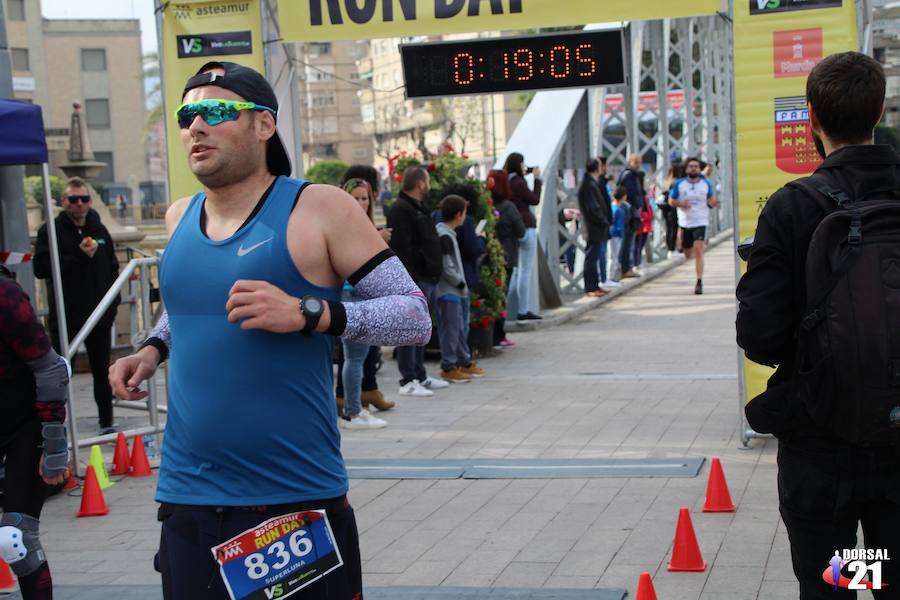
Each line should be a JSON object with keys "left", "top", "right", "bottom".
{"left": 108, "top": 62, "right": 431, "bottom": 600}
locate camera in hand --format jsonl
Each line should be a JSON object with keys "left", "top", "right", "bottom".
{"left": 526, "top": 166, "right": 534, "bottom": 174}
{"left": 891, "top": 406, "right": 900, "bottom": 428}
{"left": 738, "top": 236, "right": 754, "bottom": 262}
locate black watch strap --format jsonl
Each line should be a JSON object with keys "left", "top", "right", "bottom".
{"left": 300, "top": 296, "right": 323, "bottom": 337}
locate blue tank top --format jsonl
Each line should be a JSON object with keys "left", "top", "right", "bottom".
{"left": 156, "top": 176, "right": 345, "bottom": 506}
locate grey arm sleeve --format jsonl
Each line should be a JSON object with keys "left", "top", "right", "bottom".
{"left": 342, "top": 256, "right": 432, "bottom": 346}
{"left": 25, "top": 348, "right": 69, "bottom": 404}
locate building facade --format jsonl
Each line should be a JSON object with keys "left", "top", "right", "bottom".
{"left": 357, "top": 35, "right": 526, "bottom": 174}
{"left": 296, "top": 39, "right": 374, "bottom": 168}
{"left": 5, "top": 0, "right": 148, "bottom": 200}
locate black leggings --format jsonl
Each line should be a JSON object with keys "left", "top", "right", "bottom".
{"left": 157, "top": 498, "right": 363, "bottom": 600}
{"left": 1, "top": 417, "right": 47, "bottom": 519}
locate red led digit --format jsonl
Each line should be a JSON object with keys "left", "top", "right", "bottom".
{"left": 549, "top": 45, "right": 571, "bottom": 79}
{"left": 576, "top": 43, "right": 597, "bottom": 77}
{"left": 503, "top": 52, "right": 510, "bottom": 80}
{"left": 514, "top": 49, "right": 534, "bottom": 81}
{"left": 453, "top": 52, "right": 476, "bottom": 86}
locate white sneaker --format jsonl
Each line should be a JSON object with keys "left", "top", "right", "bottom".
{"left": 601, "top": 280, "right": 621, "bottom": 288}
{"left": 340, "top": 408, "right": 387, "bottom": 429}
{"left": 421, "top": 376, "right": 449, "bottom": 390}
{"left": 399, "top": 380, "right": 434, "bottom": 397}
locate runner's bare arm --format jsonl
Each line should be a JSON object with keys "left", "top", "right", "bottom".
{"left": 108, "top": 196, "right": 191, "bottom": 399}
{"left": 227, "top": 184, "right": 431, "bottom": 344}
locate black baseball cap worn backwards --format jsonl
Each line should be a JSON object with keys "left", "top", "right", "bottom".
{"left": 182, "top": 61, "right": 291, "bottom": 177}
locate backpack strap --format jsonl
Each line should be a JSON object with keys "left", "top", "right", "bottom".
{"left": 786, "top": 174, "right": 853, "bottom": 214}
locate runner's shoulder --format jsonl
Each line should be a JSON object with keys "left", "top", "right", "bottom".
{"left": 166, "top": 196, "right": 193, "bottom": 235}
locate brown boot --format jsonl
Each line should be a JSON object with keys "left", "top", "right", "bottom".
{"left": 336, "top": 395, "right": 344, "bottom": 414}
{"left": 361, "top": 390, "right": 395, "bottom": 411}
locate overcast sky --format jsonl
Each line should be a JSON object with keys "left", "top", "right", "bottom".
{"left": 41, "top": 0, "right": 159, "bottom": 55}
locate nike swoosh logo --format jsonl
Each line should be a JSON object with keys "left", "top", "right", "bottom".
{"left": 236, "top": 237, "right": 273, "bottom": 257}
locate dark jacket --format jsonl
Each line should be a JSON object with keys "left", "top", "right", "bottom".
{"left": 34, "top": 208, "right": 120, "bottom": 336}
{"left": 495, "top": 199, "right": 526, "bottom": 271}
{"left": 508, "top": 173, "right": 542, "bottom": 229}
{"left": 577, "top": 174, "right": 612, "bottom": 243}
{"left": 456, "top": 216, "right": 486, "bottom": 291}
{"left": 618, "top": 168, "right": 645, "bottom": 225}
{"left": 387, "top": 191, "right": 442, "bottom": 283}
{"left": 736, "top": 144, "right": 900, "bottom": 438}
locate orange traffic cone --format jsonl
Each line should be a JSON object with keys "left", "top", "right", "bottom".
{"left": 63, "top": 465, "right": 78, "bottom": 490}
{"left": 635, "top": 571, "right": 658, "bottom": 600}
{"left": 110, "top": 432, "right": 131, "bottom": 476}
{"left": 703, "top": 457, "right": 735, "bottom": 512}
{"left": 667, "top": 507, "right": 706, "bottom": 571}
{"left": 0, "top": 559, "right": 15, "bottom": 591}
{"left": 77, "top": 465, "right": 109, "bottom": 517}
{"left": 129, "top": 435, "right": 152, "bottom": 478}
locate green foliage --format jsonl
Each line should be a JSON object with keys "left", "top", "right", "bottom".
{"left": 305, "top": 160, "right": 349, "bottom": 186}
{"left": 390, "top": 144, "right": 507, "bottom": 327}
{"left": 24, "top": 175, "right": 64, "bottom": 206}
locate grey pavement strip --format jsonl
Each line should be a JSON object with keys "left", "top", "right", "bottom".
{"left": 490, "top": 372, "right": 738, "bottom": 381}
{"left": 345, "top": 457, "right": 705, "bottom": 479}
{"left": 2, "top": 586, "right": 627, "bottom": 600}
{"left": 367, "top": 587, "right": 627, "bottom": 599}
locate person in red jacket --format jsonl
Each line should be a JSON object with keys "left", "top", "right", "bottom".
{"left": 0, "top": 264, "right": 70, "bottom": 600}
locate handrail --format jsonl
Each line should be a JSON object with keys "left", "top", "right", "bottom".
{"left": 63, "top": 256, "right": 162, "bottom": 478}
{"left": 66, "top": 257, "right": 158, "bottom": 359}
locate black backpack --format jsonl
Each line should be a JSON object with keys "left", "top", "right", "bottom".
{"left": 789, "top": 174, "right": 900, "bottom": 445}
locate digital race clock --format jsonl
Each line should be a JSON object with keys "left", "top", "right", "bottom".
{"left": 400, "top": 30, "right": 625, "bottom": 99}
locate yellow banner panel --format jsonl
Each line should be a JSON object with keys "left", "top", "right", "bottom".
{"left": 277, "top": 0, "right": 719, "bottom": 42}
{"left": 161, "top": 1, "right": 265, "bottom": 202}
{"left": 733, "top": 0, "right": 858, "bottom": 406}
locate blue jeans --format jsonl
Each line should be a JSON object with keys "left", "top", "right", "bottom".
{"left": 341, "top": 338, "right": 370, "bottom": 417}
{"left": 437, "top": 297, "right": 470, "bottom": 371}
{"left": 509, "top": 228, "right": 538, "bottom": 315}
{"left": 597, "top": 240, "right": 608, "bottom": 284}
{"left": 619, "top": 223, "right": 636, "bottom": 273}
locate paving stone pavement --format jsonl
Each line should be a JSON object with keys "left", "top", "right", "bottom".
{"left": 4, "top": 242, "right": 874, "bottom": 599}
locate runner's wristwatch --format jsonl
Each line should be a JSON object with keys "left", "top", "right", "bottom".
{"left": 299, "top": 295, "right": 324, "bottom": 337}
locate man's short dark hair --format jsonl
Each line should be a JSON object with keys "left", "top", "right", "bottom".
{"left": 439, "top": 194, "right": 467, "bottom": 222}
{"left": 685, "top": 157, "right": 703, "bottom": 168}
{"left": 442, "top": 183, "right": 480, "bottom": 210}
{"left": 63, "top": 176, "right": 88, "bottom": 195}
{"left": 613, "top": 186, "right": 627, "bottom": 200}
{"left": 586, "top": 158, "right": 600, "bottom": 173}
{"left": 401, "top": 166, "right": 428, "bottom": 193}
{"left": 807, "top": 51, "right": 885, "bottom": 145}
{"left": 598, "top": 156, "right": 607, "bottom": 166}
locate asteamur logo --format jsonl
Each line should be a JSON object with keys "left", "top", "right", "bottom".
{"left": 171, "top": 2, "right": 251, "bottom": 20}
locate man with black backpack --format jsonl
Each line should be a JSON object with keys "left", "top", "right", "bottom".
{"left": 737, "top": 52, "right": 900, "bottom": 599}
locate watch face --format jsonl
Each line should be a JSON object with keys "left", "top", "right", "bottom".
{"left": 305, "top": 298, "right": 323, "bottom": 314}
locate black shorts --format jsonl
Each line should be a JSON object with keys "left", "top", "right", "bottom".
{"left": 682, "top": 226, "right": 707, "bottom": 249}
{"left": 157, "top": 496, "right": 362, "bottom": 600}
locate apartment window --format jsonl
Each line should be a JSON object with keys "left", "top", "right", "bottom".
{"left": 311, "top": 93, "right": 336, "bottom": 107}
{"left": 85, "top": 99, "right": 111, "bottom": 129}
{"left": 11, "top": 48, "right": 29, "bottom": 71}
{"left": 309, "top": 42, "right": 331, "bottom": 55}
{"left": 305, "top": 65, "right": 335, "bottom": 82}
{"left": 8, "top": 0, "right": 25, "bottom": 20}
{"left": 361, "top": 105, "right": 374, "bottom": 123}
{"left": 81, "top": 49, "right": 107, "bottom": 72}
{"left": 93, "top": 151, "right": 115, "bottom": 182}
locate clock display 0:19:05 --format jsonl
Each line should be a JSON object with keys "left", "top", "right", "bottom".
{"left": 400, "top": 30, "right": 624, "bottom": 99}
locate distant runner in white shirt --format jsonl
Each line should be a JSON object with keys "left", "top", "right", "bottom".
{"left": 668, "top": 157, "right": 719, "bottom": 294}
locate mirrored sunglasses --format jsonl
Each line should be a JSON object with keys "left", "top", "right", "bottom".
{"left": 174, "top": 99, "right": 275, "bottom": 129}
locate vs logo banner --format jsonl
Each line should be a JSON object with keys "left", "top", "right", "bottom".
{"left": 176, "top": 31, "right": 253, "bottom": 58}
{"left": 751, "top": 0, "right": 842, "bottom": 14}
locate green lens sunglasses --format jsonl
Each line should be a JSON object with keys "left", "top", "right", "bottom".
{"left": 175, "top": 99, "right": 275, "bottom": 129}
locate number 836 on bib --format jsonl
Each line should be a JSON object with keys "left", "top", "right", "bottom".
{"left": 211, "top": 510, "right": 343, "bottom": 600}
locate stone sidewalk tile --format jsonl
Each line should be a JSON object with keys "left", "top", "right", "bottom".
{"left": 493, "top": 562, "right": 557, "bottom": 587}
{"left": 389, "top": 560, "right": 460, "bottom": 586}
{"left": 702, "top": 565, "right": 765, "bottom": 598}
